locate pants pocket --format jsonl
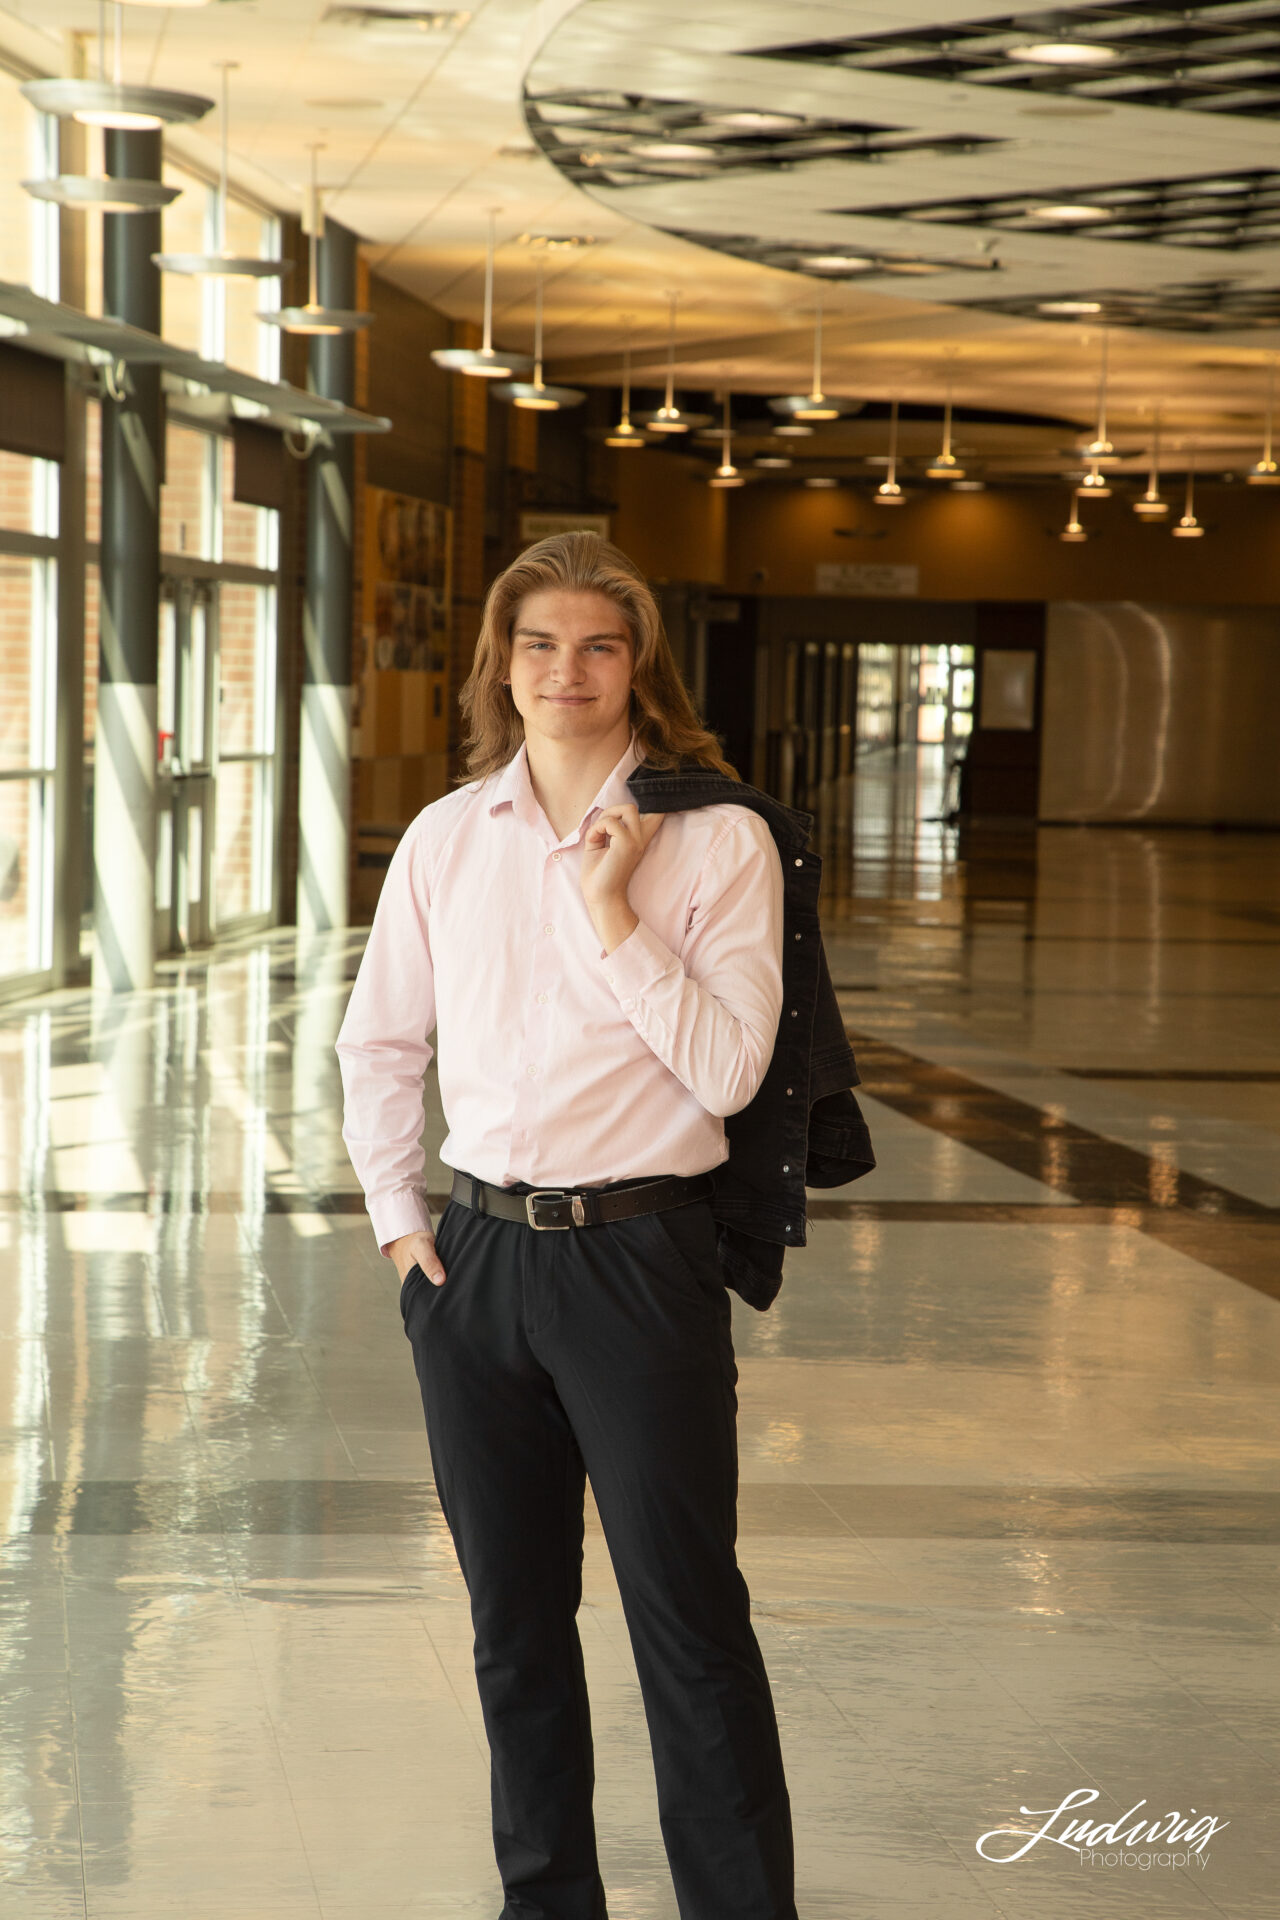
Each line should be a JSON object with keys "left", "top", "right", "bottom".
{"left": 642, "top": 1201, "right": 723, "bottom": 1294}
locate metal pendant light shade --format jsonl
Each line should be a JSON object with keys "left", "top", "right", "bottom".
{"left": 432, "top": 211, "right": 533, "bottom": 378}
{"left": 22, "top": 9, "right": 212, "bottom": 132}
{"left": 259, "top": 146, "right": 372, "bottom": 335}
{"left": 154, "top": 64, "right": 288, "bottom": 278}
{"left": 24, "top": 175, "right": 181, "bottom": 212}
{"left": 21, "top": 77, "right": 213, "bottom": 131}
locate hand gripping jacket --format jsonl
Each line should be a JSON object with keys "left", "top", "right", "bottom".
{"left": 628, "top": 758, "right": 875, "bottom": 1310}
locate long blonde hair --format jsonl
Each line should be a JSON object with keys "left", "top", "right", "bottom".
{"left": 455, "top": 531, "right": 740, "bottom": 784}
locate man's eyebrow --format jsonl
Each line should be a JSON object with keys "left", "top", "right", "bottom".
{"left": 512, "top": 626, "right": 629, "bottom": 642}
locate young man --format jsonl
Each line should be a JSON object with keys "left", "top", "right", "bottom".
{"left": 336, "top": 532, "right": 796, "bottom": 1920}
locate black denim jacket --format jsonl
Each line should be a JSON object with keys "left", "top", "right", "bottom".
{"left": 627, "top": 759, "right": 875, "bottom": 1310}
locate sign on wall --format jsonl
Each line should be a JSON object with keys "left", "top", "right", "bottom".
{"left": 519, "top": 511, "right": 612, "bottom": 542}
{"left": 815, "top": 562, "right": 920, "bottom": 597}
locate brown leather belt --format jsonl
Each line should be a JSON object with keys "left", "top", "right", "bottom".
{"left": 449, "top": 1168, "right": 716, "bottom": 1231}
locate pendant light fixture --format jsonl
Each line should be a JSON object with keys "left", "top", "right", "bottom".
{"left": 1059, "top": 489, "right": 1088, "bottom": 542}
{"left": 873, "top": 399, "right": 905, "bottom": 505}
{"left": 1248, "top": 359, "right": 1280, "bottom": 485}
{"left": 926, "top": 383, "right": 965, "bottom": 480}
{"left": 153, "top": 64, "right": 287, "bottom": 278}
{"left": 1172, "top": 449, "right": 1204, "bottom": 537}
{"left": 1079, "top": 456, "right": 1111, "bottom": 498}
{"left": 647, "top": 292, "right": 692, "bottom": 433}
{"left": 431, "top": 210, "right": 532, "bottom": 377}
{"left": 259, "top": 146, "right": 372, "bottom": 336}
{"left": 708, "top": 392, "right": 745, "bottom": 488}
{"left": 22, "top": 2, "right": 212, "bottom": 134}
{"left": 769, "top": 301, "right": 855, "bottom": 423}
{"left": 1084, "top": 327, "right": 1117, "bottom": 461}
{"left": 605, "top": 326, "right": 646, "bottom": 449}
{"left": 493, "top": 254, "right": 584, "bottom": 410}
{"left": 1133, "top": 408, "right": 1169, "bottom": 517}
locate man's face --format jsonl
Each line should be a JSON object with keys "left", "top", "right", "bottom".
{"left": 507, "top": 588, "right": 635, "bottom": 745}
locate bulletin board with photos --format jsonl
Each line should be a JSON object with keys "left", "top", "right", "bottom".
{"left": 356, "top": 486, "right": 453, "bottom": 760}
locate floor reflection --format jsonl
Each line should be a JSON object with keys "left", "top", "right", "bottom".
{"left": 0, "top": 748, "right": 1278, "bottom": 1916}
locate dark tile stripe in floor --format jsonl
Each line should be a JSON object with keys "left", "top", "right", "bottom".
{"left": 16, "top": 1479, "right": 1280, "bottom": 1540}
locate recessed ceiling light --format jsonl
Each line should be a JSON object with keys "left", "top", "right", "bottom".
{"left": 804, "top": 476, "right": 838, "bottom": 489}
{"left": 805, "top": 254, "right": 873, "bottom": 272}
{"left": 1031, "top": 204, "right": 1111, "bottom": 223}
{"left": 1009, "top": 41, "right": 1118, "bottom": 67}
{"left": 952, "top": 478, "right": 985, "bottom": 491}
{"left": 713, "top": 110, "right": 803, "bottom": 131}
{"left": 774, "top": 422, "right": 814, "bottom": 437}
{"left": 755, "top": 455, "right": 792, "bottom": 468}
{"left": 1038, "top": 299, "right": 1103, "bottom": 314}
{"left": 629, "top": 141, "right": 708, "bottom": 161}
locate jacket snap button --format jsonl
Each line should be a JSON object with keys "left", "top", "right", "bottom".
{"left": 790, "top": 1008, "right": 798, "bottom": 1017}
{"left": 786, "top": 1087, "right": 793, "bottom": 1096}
{"left": 794, "top": 932, "right": 802, "bottom": 940}
{"left": 782, "top": 1163, "right": 790, "bottom": 1172}
{"left": 794, "top": 858, "right": 803, "bottom": 867}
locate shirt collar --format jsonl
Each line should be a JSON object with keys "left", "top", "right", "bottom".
{"left": 487, "top": 731, "right": 643, "bottom": 841}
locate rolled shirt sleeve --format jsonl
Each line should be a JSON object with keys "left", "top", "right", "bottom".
{"left": 598, "top": 810, "right": 784, "bottom": 1118}
{"left": 335, "top": 822, "right": 437, "bottom": 1253}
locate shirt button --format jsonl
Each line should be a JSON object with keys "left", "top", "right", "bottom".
{"left": 552, "top": 851, "right": 562, "bottom": 861}
{"left": 544, "top": 924, "right": 554, "bottom": 935}
{"left": 526, "top": 1065, "right": 537, "bottom": 1077}
{"left": 537, "top": 992, "right": 549, "bottom": 1004}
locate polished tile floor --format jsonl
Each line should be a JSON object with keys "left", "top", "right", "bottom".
{"left": 2, "top": 747, "right": 1279, "bottom": 1917}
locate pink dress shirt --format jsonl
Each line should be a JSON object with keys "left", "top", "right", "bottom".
{"left": 336, "top": 732, "right": 785, "bottom": 1252}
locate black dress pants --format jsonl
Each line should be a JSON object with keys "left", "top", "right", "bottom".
{"left": 399, "top": 1174, "right": 797, "bottom": 1920}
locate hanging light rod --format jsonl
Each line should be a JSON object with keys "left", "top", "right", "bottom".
{"left": 605, "top": 323, "right": 646, "bottom": 448}
{"left": 874, "top": 399, "right": 905, "bottom": 505}
{"left": 633, "top": 292, "right": 709, "bottom": 433}
{"left": 154, "top": 64, "right": 288, "bottom": 278}
{"left": 770, "top": 301, "right": 857, "bottom": 423}
{"left": 259, "top": 145, "right": 372, "bottom": 334}
{"left": 1248, "top": 358, "right": 1280, "bottom": 485}
{"left": 22, "top": 3, "right": 212, "bottom": 130}
{"left": 432, "top": 210, "right": 532, "bottom": 377}
{"left": 708, "top": 391, "right": 745, "bottom": 488}
{"left": 1059, "top": 489, "right": 1088, "bottom": 542}
{"left": 1084, "top": 327, "right": 1117, "bottom": 460}
{"left": 1172, "top": 451, "right": 1205, "bottom": 537}
{"left": 1134, "top": 406, "right": 1168, "bottom": 517}
{"left": 926, "top": 384, "right": 964, "bottom": 479}
{"left": 493, "top": 254, "right": 584, "bottom": 410}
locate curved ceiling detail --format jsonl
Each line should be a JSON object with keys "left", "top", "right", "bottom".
{"left": 523, "top": 0, "right": 1280, "bottom": 335}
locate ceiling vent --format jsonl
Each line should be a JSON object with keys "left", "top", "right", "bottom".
{"left": 323, "top": 7, "right": 471, "bottom": 32}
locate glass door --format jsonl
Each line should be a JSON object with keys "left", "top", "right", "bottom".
{"left": 155, "top": 577, "right": 216, "bottom": 954}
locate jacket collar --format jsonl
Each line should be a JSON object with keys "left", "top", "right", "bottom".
{"left": 627, "top": 756, "right": 813, "bottom": 855}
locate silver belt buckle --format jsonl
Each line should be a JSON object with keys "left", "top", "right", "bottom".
{"left": 525, "top": 1189, "right": 586, "bottom": 1230}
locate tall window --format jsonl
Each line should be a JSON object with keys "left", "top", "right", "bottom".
{"left": 0, "top": 452, "right": 58, "bottom": 983}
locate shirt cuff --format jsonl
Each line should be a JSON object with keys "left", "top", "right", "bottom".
{"left": 370, "top": 1188, "right": 434, "bottom": 1257}
{"left": 599, "top": 917, "right": 678, "bottom": 1009}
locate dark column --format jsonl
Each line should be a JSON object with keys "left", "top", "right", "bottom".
{"left": 92, "top": 128, "right": 163, "bottom": 991}
{"left": 296, "top": 219, "right": 356, "bottom": 933}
